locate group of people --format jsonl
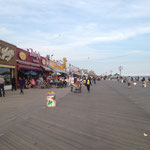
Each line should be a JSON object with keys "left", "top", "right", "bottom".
{"left": 117, "top": 76, "right": 149, "bottom": 88}
{"left": 72, "top": 76, "right": 95, "bottom": 92}
{"left": 0, "top": 75, "right": 18, "bottom": 97}
{"left": 0, "top": 74, "right": 97, "bottom": 97}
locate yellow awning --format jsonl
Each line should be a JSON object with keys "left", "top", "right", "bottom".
{"left": 0, "top": 64, "right": 15, "bottom": 69}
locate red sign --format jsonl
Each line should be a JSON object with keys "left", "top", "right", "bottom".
{"left": 17, "top": 48, "right": 46, "bottom": 66}
{"left": 30, "top": 49, "right": 40, "bottom": 59}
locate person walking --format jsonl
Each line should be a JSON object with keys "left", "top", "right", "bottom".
{"left": 18, "top": 77, "right": 24, "bottom": 94}
{"left": 11, "top": 76, "right": 16, "bottom": 91}
{"left": 127, "top": 76, "right": 131, "bottom": 88}
{"left": 93, "top": 77, "right": 96, "bottom": 84}
{"left": 142, "top": 77, "right": 146, "bottom": 87}
{"left": 86, "top": 77, "right": 92, "bottom": 92}
{"left": 0, "top": 75, "right": 5, "bottom": 97}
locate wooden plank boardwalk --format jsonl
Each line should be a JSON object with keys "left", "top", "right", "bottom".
{"left": 0, "top": 81, "right": 150, "bottom": 150}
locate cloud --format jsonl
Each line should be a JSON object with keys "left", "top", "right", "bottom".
{"left": 0, "top": 27, "right": 14, "bottom": 35}
{"left": 93, "top": 26, "right": 150, "bottom": 42}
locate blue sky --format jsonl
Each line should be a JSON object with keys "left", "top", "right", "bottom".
{"left": 1, "top": 0, "right": 150, "bottom": 75}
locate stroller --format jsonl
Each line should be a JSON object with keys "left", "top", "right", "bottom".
{"left": 71, "top": 83, "right": 81, "bottom": 93}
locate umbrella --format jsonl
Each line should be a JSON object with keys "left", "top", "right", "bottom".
{"left": 24, "top": 71, "right": 37, "bottom": 75}
{"left": 24, "top": 71, "right": 30, "bottom": 75}
{"left": 30, "top": 71, "right": 37, "bottom": 75}
{"left": 52, "top": 72, "right": 61, "bottom": 76}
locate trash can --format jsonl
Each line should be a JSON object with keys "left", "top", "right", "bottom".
{"left": 46, "top": 92, "right": 56, "bottom": 107}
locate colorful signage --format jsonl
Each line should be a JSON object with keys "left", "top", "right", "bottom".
{"left": 19, "top": 52, "right": 26, "bottom": 60}
{"left": 47, "top": 57, "right": 67, "bottom": 70}
{"left": 17, "top": 48, "right": 47, "bottom": 66}
{"left": 42, "top": 58, "right": 46, "bottom": 65}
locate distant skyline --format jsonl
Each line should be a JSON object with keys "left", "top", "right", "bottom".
{"left": 0, "top": 0, "right": 150, "bottom": 75}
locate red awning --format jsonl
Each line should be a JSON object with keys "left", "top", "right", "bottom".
{"left": 17, "top": 64, "right": 42, "bottom": 71}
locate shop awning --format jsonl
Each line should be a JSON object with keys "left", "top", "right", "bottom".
{"left": 53, "top": 68, "right": 67, "bottom": 74}
{"left": 0, "top": 64, "right": 15, "bottom": 69}
{"left": 41, "top": 66, "right": 53, "bottom": 71}
{"left": 73, "top": 72, "right": 82, "bottom": 76}
{"left": 17, "top": 64, "right": 42, "bottom": 71}
{"left": 24, "top": 71, "right": 38, "bottom": 75}
{"left": 17, "top": 60, "right": 40, "bottom": 67}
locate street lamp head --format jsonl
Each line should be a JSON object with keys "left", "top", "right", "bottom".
{"left": 118, "top": 66, "right": 123, "bottom": 71}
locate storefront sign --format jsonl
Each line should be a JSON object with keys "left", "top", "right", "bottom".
{"left": 42, "top": 58, "right": 46, "bottom": 65}
{"left": 0, "top": 40, "right": 16, "bottom": 66}
{"left": 33, "top": 59, "right": 40, "bottom": 63}
{"left": 47, "top": 57, "right": 67, "bottom": 70}
{"left": 0, "top": 47, "right": 15, "bottom": 62}
{"left": 30, "top": 49, "right": 40, "bottom": 59}
{"left": 19, "top": 52, "right": 26, "bottom": 60}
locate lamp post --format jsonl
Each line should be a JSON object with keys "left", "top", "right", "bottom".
{"left": 110, "top": 70, "right": 113, "bottom": 75}
{"left": 118, "top": 66, "right": 123, "bottom": 76}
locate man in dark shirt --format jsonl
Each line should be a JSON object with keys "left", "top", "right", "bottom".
{"left": 11, "top": 76, "right": 16, "bottom": 91}
{"left": 18, "top": 77, "right": 24, "bottom": 94}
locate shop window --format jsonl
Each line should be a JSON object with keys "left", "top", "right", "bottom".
{"left": 0, "top": 68, "right": 12, "bottom": 85}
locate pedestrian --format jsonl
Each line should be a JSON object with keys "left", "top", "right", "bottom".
{"left": 86, "top": 77, "right": 92, "bottom": 92}
{"left": 11, "top": 76, "right": 16, "bottom": 91}
{"left": 127, "top": 76, "right": 131, "bottom": 88}
{"left": 0, "top": 75, "right": 5, "bottom": 97}
{"left": 94, "top": 77, "right": 96, "bottom": 84}
{"left": 31, "top": 78, "right": 36, "bottom": 88}
{"left": 142, "top": 77, "right": 146, "bottom": 87}
{"left": 18, "top": 77, "right": 24, "bottom": 94}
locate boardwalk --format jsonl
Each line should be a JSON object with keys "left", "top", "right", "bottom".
{"left": 0, "top": 81, "right": 150, "bottom": 150}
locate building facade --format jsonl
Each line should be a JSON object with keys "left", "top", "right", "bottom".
{"left": 0, "top": 40, "right": 17, "bottom": 90}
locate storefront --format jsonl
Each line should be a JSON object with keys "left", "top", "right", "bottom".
{"left": 16, "top": 48, "right": 51, "bottom": 81}
{"left": 17, "top": 48, "right": 42, "bottom": 79}
{"left": 0, "top": 40, "right": 17, "bottom": 90}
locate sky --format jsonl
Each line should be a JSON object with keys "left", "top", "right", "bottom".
{"left": 0, "top": 0, "right": 150, "bottom": 76}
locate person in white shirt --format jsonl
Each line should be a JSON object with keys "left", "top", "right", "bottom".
{"left": 0, "top": 75, "right": 5, "bottom": 97}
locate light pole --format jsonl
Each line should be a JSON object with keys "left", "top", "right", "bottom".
{"left": 110, "top": 70, "right": 113, "bottom": 75}
{"left": 118, "top": 66, "right": 123, "bottom": 76}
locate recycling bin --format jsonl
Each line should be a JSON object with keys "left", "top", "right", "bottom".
{"left": 46, "top": 92, "right": 56, "bottom": 107}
